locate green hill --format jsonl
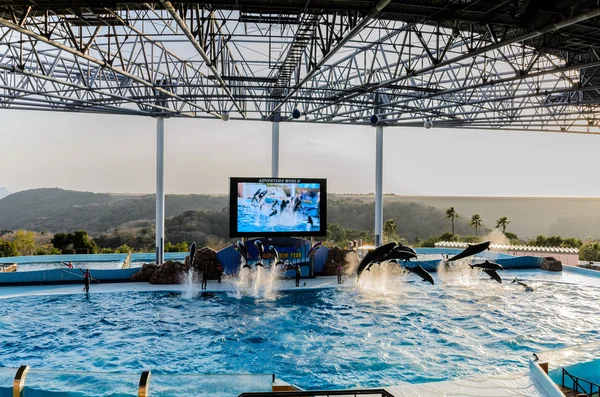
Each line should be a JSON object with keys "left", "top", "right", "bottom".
{"left": 0, "top": 188, "right": 227, "bottom": 234}
{"left": 1, "top": 189, "right": 598, "bottom": 242}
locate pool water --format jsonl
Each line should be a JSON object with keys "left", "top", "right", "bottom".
{"left": 1, "top": 271, "right": 600, "bottom": 390}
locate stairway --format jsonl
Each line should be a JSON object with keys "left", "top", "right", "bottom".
{"left": 271, "top": 14, "right": 319, "bottom": 97}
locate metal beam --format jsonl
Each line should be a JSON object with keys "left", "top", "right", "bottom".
{"left": 270, "top": 0, "right": 392, "bottom": 116}
{"left": 0, "top": 17, "right": 211, "bottom": 115}
{"left": 159, "top": 0, "right": 246, "bottom": 118}
{"left": 305, "top": 7, "right": 600, "bottom": 115}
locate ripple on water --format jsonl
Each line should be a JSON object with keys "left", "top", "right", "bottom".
{"left": 1, "top": 275, "right": 600, "bottom": 389}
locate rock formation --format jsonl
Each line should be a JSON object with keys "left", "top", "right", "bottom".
{"left": 541, "top": 256, "right": 562, "bottom": 272}
{"left": 130, "top": 246, "right": 221, "bottom": 284}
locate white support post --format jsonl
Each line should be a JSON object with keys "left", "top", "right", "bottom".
{"left": 375, "top": 124, "right": 383, "bottom": 247}
{"left": 156, "top": 117, "right": 165, "bottom": 265}
{"left": 272, "top": 118, "right": 280, "bottom": 177}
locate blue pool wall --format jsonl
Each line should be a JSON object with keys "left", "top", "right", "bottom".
{"left": 0, "top": 244, "right": 543, "bottom": 285}
{"left": 548, "top": 359, "right": 600, "bottom": 390}
{"left": 0, "top": 252, "right": 187, "bottom": 265}
{"left": 0, "top": 268, "right": 140, "bottom": 286}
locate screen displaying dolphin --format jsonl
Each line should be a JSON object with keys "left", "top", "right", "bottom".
{"left": 447, "top": 241, "right": 491, "bottom": 262}
{"left": 229, "top": 177, "right": 327, "bottom": 237}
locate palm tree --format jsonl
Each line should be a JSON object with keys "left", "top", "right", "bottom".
{"left": 470, "top": 214, "right": 483, "bottom": 236}
{"left": 445, "top": 207, "right": 458, "bottom": 235}
{"left": 496, "top": 216, "right": 511, "bottom": 233}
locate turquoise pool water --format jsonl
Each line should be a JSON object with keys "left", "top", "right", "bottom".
{"left": 1, "top": 270, "right": 600, "bottom": 392}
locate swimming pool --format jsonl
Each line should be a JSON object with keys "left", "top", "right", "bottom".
{"left": 1, "top": 269, "right": 599, "bottom": 393}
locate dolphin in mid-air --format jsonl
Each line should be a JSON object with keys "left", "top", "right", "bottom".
{"left": 405, "top": 265, "right": 435, "bottom": 285}
{"left": 188, "top": 242, "right": 196, "bottom": 266}
{"left": 254, "top": 240, "right": 265, "bottom": 267}
{"left": 308, "top": 215, "right": 313, "bottom": 226}
{"left": 483, "top": 269, "right": 502, "bottom": 284}
{"left": 356, "top": 242, "right": 397, "bottom": 279}
{"left": 380, "top": 248, "right": 417, "bottom": 263}
{"left": 447, "top": 241, "right": 491, "bottom": 262}
{"left": 395, "top": 244, "right": 417, "bottom": 256}
{"left": 236, "top": 240, "right": 249, "bottom": 263}
{"left": 293, "top": 199, "right": 302, "bottom": 212}
{"left": 469, "top": 260, "right": 504, "bottom": 271}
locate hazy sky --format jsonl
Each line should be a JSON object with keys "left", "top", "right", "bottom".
{"left": 2, "top": 110, "right": 599, "bottom": 197}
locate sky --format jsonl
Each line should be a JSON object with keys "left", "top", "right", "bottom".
{"left": 2, "top": 109, "right": 600, "bottom": 197}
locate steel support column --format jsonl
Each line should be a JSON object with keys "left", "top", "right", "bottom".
{"left": 156, "top": 117, "right": 165, "bottom": 265}
{"left": 375, "top": 125, "right": 383, "bottom": 246}
{"left": 272, "top": 118, "right": 280, "bottom": 178}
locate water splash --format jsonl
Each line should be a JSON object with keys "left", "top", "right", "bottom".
{"left": 356, "top": 261, "right": 407, "bottom": 295}
{"left": 483, "top": 229, "right": 510, "bottom": 246}
{"left": 437, "top": 258, "right": 481, "bottom": 286}
{"left": 182, "top": 267, "right": 197, "bottom": 299}
{"left": 232, "top": 260, "right": 280, "bottom": 300}
{"left": 344, "top": 251, "right": 360, "bottom": 276}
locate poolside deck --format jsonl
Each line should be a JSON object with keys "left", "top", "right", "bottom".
{"left": 0, "top": 276, "right": 353, "bottom": 299}
{"left": 384, "top": 371, "right": 548, "bottom": 397}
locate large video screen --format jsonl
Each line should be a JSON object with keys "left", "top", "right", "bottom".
{"left": 229, "top": 177, "right": 327, "bottom": 237}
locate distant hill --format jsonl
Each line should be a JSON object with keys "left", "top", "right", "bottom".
{"left": 335, "top": 194, "right": 600, "bottom": 239}
{"left": 0, "top": 188, "right": 598, "bottom": 241}
{"left": 0, "top": 188, "right": 227, "bottom": 234}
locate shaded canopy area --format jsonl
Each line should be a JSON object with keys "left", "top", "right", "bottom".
{"left": 0, "top": 0, "right": 599, "bottom": 132}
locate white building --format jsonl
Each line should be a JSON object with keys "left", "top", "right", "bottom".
{"left": 435, "top": 241, "right": 580, "bottom": 265}
{"left": 0, "top": 187, "right": 9, "bottom": 199}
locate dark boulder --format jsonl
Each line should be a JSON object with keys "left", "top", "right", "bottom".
{"left": 541, "top": 256, "right": 562, "bottom": 272}
{"left": 130, "top": 246, "right": 223, "bottom": 284}
{"left": 130, "top": 263, "right": 159, "bottom": 282}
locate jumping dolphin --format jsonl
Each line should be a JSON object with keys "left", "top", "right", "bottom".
{"left": 356, "top": 242, "right": 397, "bottom": 279}
{"left": 280, "top": 200, "right": 288, "bottom": 212}
{"left": 252, "top": 189, "right": 268, "bottom": 207}
{"left": 405, "top": 265, "right": 435, "bottom": 285}
{"left": 254, "top": 240, "right": 265, "bottom": 267}
{"left": 188, "top": 242, "right": 196, "bottom": 266}
{"left": 483, "top": 269, "right": 502, "bottom": 284}
{"left": 512, "top": 277, "right": 534, "bottom": 292}
{"left": 269, "top": 246, "right": 280, "bottom": 262}
{"left": 447, "top": 241, "right": 491, "bottom": 262}
{"left": 469, "top": 260, "right": 504, "bottom": 271}
{"left": 269, "top": 209, "right": 278, "bottom": 217}
{"left": 251, "top": 188, "right": 262, "bottom": 206}
{"left": 236, "top": 240, "right": 248, "bottom": 263}
{"left": 379, "top": 248, "right": 417, "bottom": 263}
{"left": 293, "top": 199, "right": 302, "bottom": 212}
{"left": 308, "top": 215, "right": 313, "bottom": 226}
{"left": 395, "top": 244, "right": 417, "bottom": 256}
